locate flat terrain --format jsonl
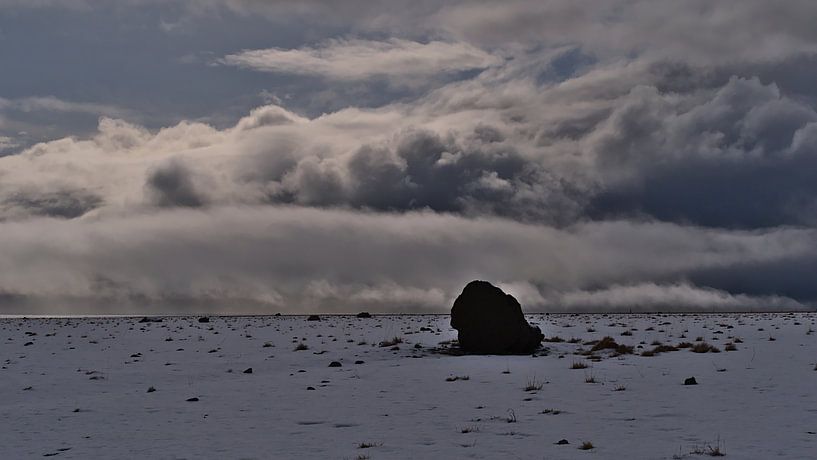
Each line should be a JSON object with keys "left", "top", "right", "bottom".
{"left": 1, "top": 313, "right": 815, "bottom": 459}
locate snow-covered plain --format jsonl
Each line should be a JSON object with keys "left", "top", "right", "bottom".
{"left": 1, "top": 313, "right": 815, "bottom": 459}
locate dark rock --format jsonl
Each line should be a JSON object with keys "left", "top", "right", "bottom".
{"left": 450, "top": 280, "right": 544, "bottom": 354}
{"left": 197, "top": 317, "right": 210, "bottom": 323}
{"left": 243, "top": 367, "right": 253, "bottom": 374}
{"left": 146, "top": 386, "right": 156, "bottom": 393}
{"left": 307, "top": 315, "right": 321, "bottom": 321}
{"left": 356, "top": 312, "right": 372, "bottom": 318}
{"left": 306, "top": 386, "right": 316, "bottom": 391}
{"left": 354, "top": 360, "right": 365, "bottom": 364}
{"left": 684, "top": 377, "right": 698, "bottom": 385}
{"left": 186, "top": 397, "right": 199, "bottom": 402}
{"left": 328, "top": 361, "right": 342, "bottom": 367}
{"left": 556, "top": 439, "right": 570, "bottom": 445}
{"left": 138, "top": 317, "right": 162, "bottom": 323}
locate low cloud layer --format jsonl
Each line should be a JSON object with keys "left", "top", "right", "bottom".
{"left": 0, "top": 206, "right": 813, "bottom": 314}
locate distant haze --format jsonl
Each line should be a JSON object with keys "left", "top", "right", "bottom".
{"left": 2, "top": 1, "right": 817, "bottom": 313}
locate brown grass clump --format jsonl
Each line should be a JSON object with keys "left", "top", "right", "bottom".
{"left": 590, "top": 336, "right": 633, "bottom": 354}
{"left": 579, "top": 441, "right": 594, "bottom": 450}
{"left": 691, "top": 342, "right": 720, "bottom": 353}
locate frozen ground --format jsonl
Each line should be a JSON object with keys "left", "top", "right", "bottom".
{"left": 1, "top": 312, "right": 815, "bottom": 459}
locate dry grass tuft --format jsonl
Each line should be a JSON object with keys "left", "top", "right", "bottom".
{"left": 691, "top": 342, "right": 720, "bottom": 353}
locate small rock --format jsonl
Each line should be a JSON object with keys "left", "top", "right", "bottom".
{"left": 306, "top": 386, "right": 316, "bottom": 391}
{"left": 684, "top": 377, "right": 698, "bottom": 385}
{"left": 138, "top": 317, "right": 162, "bottom": 323}
{"left": 146, "top": 386, "right": 156, "bottom": 393}
{"left": 356, "top": 312, "right": 372, "bottom": 318}
{"left": 243, "top": 367, "right": 253, "bottom": 374}
{"left": 556, "top": 439, "right": 570, "bottom": 445}
{"left": 198, "top": 317, "right": 210, "bottom": 323}
{"left": 186, "top": 397, "right": 199, "bottom": 402}
{"left": 307, "top": 315, "right": 321, "bottom": 321}
{"left": 328, "top": 361, "right": 342, "bottom": 367}
{"left": 354, "top": 360, "right": 365, "bottom": 364}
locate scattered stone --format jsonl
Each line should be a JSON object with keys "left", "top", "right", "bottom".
{"left": 186, "top": 397, "right": 199, "bottom": 402}
{"left": 356, "top": 312, "right": 372, "bottom": 318}
{"left": 197, "top": 317, "right": 210, "bottom": 323}
{"left": 146, "top": 386, "right": 156, "bottom": 393}
{"left": 684, "top": 377, "right": 698, "bottom": 385}
{"left": 354, "top": 360, "right": 365, "bottom": 364}
{"left": 328, "top": 361, "right": 342, "bottom": 367}
{"left": 556, "top": 439, "right": 570, "bottom": 445}
{"left": 306, "top": 386, "right": 316, "bottom": 391}
{"left": 450, "top": 280, "right": 544, "bottom": 354}
{"left": 307, "top": 315, "right": 321, "bottom": 321}
{"left": 243, "top": 367, "right": 253, "bottom": 374}
{"left": 138, "top": 317, "right": 162, "bottom": 323}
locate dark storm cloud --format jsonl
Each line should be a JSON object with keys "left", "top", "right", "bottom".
{"left": 145, "top": 160, "right": 208, "bottom": 208}
{"left": 587, "top": 77, "right": 817, "bottom": 228}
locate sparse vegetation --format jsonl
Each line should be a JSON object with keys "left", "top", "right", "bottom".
{"left": 571, "top": 360, "right": 589, "bottom": 369}
{"left": 579, "top": 441, "right": 594, "bottom": 450}
{"left": 691, "top": 342, "right": 720, "bottom": 353}
{"left": 357, "top": 442, "right": 382, "bottom": 449}
{"left": 524, "top": 376, "right": 544, "bottom": 391}
{"left": 378, "top": 336, "right": 403, "bottom": 347}
{"left": 590, "top": 336, "right": 633, "bottom": 354}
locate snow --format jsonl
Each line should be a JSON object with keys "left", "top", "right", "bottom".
{"left": 1, "top": 313, "right": 815, "bottom": 459}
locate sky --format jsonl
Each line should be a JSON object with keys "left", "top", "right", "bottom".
{"left": 2, "top": 0, "right": 817, "bottom": 314}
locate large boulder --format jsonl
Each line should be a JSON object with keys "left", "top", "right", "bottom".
{"left": 451, "top": 280, "right": 544, "bottom": 354}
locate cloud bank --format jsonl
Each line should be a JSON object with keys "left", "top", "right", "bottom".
{"left": 1, "top": 207, "right": 813, "bottom": 314}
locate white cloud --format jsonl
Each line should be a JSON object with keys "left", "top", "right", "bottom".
{"left": 557, "top": 283, "right": 802, "bottom": 312}
{"left": 0, "top": 136, "right": 18, "bottom": 151}
{"left": 0, "top": 96, "right": 131, "bottom": 118}
{"left": 219, "top": 38, "right": 501, "bottom": 82}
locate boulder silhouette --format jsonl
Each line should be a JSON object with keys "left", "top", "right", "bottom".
{"left": 451, "top": 280, "right": 544, "bottom": 354}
